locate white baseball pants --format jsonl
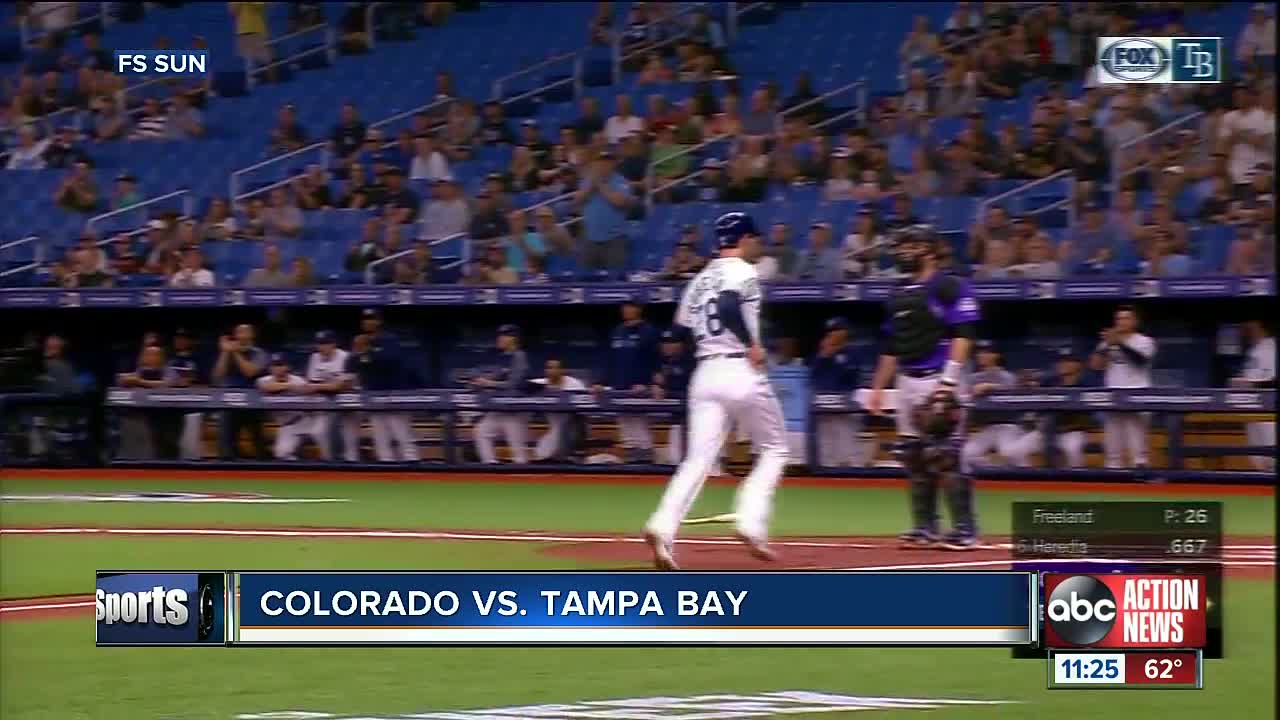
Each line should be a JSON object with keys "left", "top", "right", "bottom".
{"left": 893, "top": 372, "right": 944, "bottom": 437}
{"left": 646, "top": 357, "right": 787, "bottom": 543}
{"left": 180, "top": 412, "right": 203, "bottom": 459}
{"left": 619, "top": 415, "right": 653, "bottom": 450}
{"left": 535, "top": 413, "right": 572, "bottom": 460}
{"left": 341, "top": 413, "right": 366, "bottom": 461}
{"left": 1103, "top": 412, "right": 1149, "bottom": 468}
{"left": 1007, "top": 429, "right": 1088, "bottom": 468}
{"left": 961, "top": 424, "right": 1021, "bottom": 469}
{"left": 1246, "top": 421, "right": 1275, "bottom": 472}
{"left": 273, "top": 415, "right": 332, "bottom": 460}
{"left": 476, "top": 412, "right": 530, "bottom": 464}
{"left": 372, "top": 413, "right": 418, "bottom": 462}
{"left": 816, "top": 414, "right": 866, "bottom": 467}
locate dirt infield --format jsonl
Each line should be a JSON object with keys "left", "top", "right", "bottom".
{"left": 2, "top": 526, "right": 1272, "bottom": 623}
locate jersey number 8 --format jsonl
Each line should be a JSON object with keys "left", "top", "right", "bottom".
{"left": 702, "top": 299, "right": 724, "bottom": 337}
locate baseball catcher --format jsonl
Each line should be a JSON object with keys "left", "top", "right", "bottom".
{"left": 867, "top": 224, "right": 980, "bottom": 550}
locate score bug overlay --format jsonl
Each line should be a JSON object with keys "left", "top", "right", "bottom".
{"left": 1043, "top": 574, "right": 1205, "bottom": 649}
{"left": 1049, "top": 650, "right": 1202, "bottom": 689}
{"left": 95, "top": 572, "right": 228, "bottom": 647}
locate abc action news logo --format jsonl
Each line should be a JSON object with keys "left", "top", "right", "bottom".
{"left": 1044, "top": 574, "right": 1206, "bottom": 648}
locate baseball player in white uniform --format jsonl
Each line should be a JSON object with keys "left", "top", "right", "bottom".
{"left": 534, "top": 358, "right": 588, "bottom": 461}
{"left": 960, "top": 341, "right": 1019, "bottom": 470}
{"left": 256, "top": 354, "right": 319, "bottom": 460}
{"left": 1090, "top": 305, "right": 1157, "bottom": 469}
{"left": 644, "top": 212, "right": 788, "bottom": 570}
{"left": 304, "top": 330, "right": 349, "bottom": 460}
{"left": 1234, "top": 320, "right": 1275, "bottom": 472}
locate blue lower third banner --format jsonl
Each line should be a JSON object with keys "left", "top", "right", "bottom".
{"left": 234, "top": 572, "right": 1038, "bottom": 646}
{"left": 96, "top": 571, "right": 228, "bottom": 646}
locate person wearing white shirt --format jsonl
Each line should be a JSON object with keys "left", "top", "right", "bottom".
{"left": 256, "top": 354, "right": 318, "bottom": 460}
{"left": 1237, "top": 4, "right": 1276, "bottom": 68}
{"left": 1089, "top": 306, "right": 1157, "bottom": 469}
{"left": 1218, "top": 83, "right": 1276, "bottom": 187}
{"left": 533, "top": 359, "right": 588, "bottom": 461}
{"left": 408, "top": 134, "right": 451, "bottom": 182}
{"left": 1232, "top": 320, "right": 1275, "bottom": 472}
{"left": 604, "top": 95, "right": 646, "bottom": 146}
{"left": 168, "top": 248, "right": 216, "bottom": 287}
{"left": 5, "top": 125, "right": 49, "bottom": 170}
{"left": 304, "top": 331, "right": 350, "bottom": 461}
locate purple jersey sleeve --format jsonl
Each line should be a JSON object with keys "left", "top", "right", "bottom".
{"left": 942, "top": 278, "right": 980, "bottom": 325}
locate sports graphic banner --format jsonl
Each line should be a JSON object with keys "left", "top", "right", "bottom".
{"left": 232, "top": 571, "right": 1038, "bottom": 646}
{"left": 96, "top": 571, "right": 229, "bottom": 646}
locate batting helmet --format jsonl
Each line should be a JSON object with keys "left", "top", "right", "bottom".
{"left": 713, "top": 211, "right": 758, "bottom": 248}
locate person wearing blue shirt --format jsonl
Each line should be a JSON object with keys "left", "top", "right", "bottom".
{"left": 169, "top": 328, "right": 207, "bottom": 460}
{"left": 811, "top": 317, "right": 866, "bottom": 467}
{"left": 471, "top": 324, "right": 532, "bottom": 464}
{"left": 653, "top": 329, "right": 696, "bottom": 465}
{"left": 1062, "top": 202, "right": 1139, "bottom": 275}
{"left": 1007, "top": 346, "right": 1100, "bottom": 468}
{"left": 355, "top": 308, "right": 418, "bottom": 462}
{"left": 212, "top": 324, "right": 268, "bottom": 459}
{"left": 597, "top": 301, "right": 659, "bottom": 463}
{"left": 577, "top": 152, "right": 633, "bottom": 273}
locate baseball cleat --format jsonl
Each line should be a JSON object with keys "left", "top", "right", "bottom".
{"left": 643, "top": 530, "right": 679, "bottom": 571}
{"left": 898, "top": 528, "right": 940, "bottom": 548}
{"left": 939, "top": 531, "right": 979, "bottom": 551}
{"left": 735, "top": 532, "right": 777, "bottom": 562}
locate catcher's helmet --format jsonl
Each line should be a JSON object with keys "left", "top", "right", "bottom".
{"left": 714, "top": 211, "right": 758, "bottom": 248}
{"left": 891, "top": 223, "right": 939, "bottom": 273}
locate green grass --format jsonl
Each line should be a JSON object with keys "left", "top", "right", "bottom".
{"left": 0, "top": 475, "right": 1273, "bottom": 720}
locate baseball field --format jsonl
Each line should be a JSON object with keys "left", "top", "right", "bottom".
{"left": 0, "top": 470, "right": 1273, "bottom": 720}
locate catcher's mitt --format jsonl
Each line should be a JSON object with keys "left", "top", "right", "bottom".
{"left": 914, "top": 386, "right": 963, "bottom": 440}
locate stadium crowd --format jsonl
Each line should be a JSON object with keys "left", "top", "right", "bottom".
{"left": 1, "top": 2, "right": 1273, "bottom": 290}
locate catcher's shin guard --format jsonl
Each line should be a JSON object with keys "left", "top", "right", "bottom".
{"left": 942, "top": 469, "right": 977, "bottom": 537}
{"left": 895, "top": 437, "right": 939, "bottom": 534}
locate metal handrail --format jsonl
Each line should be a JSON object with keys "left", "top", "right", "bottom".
{"left": 613, "top": 3, "right": 705, "bottom": 81}
{"left": 365, "top": 231, "right": 467, "bottom": 284}
{"left": 19, "top": 2, "right": 113, "bottom": 46}
{"left": 905, "top": 2, "right": 1053, "bottom": 88}
{"left": 778, "top": 79, "right": 867, "bottom": 125}
{"left": 0, "top": 235, "right": 43, "bottom": 274}
{"left": 246, "top": 24, "right": 336, "bottom": 89}
{"left": 85, "top": 189, "right": 193, "bottom": 236}
{"left": 976, "top": 170, "right": 1075, "bottom": 228}
{"left": 644, "top": 133, "right": 732, "bottom": 209}
{"left": 230, "top": 142, "right": 330, "bottom": 202}
{"left": 369, "top": 96, "right": 453, "bottom": 133}
{"left": 1111, "top": 111, "right": 1206, "bottom": 191}
{"left": 492, "top": 51, "right": 579, "bottom": 101}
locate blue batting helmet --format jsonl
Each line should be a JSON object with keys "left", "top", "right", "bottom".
{"left": 713, "top": 211, "right": 758, "bottom": 248}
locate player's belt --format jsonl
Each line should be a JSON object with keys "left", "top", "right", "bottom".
{"left": 901, "top": 368, "right": 941, "bottom": 378}
{"left": 697, "top": 352, "right": 747, "bottom": 360}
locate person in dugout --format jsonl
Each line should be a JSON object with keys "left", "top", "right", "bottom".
{"left": 353, "top": 308, "right": 417, "bottom": 462}
{"left": 654, "top": 328, "right": 695, "bottom": 466}
{"left": 1008, "top": 346, "right": 1099, "bottom": 469}
{"left": 597, "top": 300, "right": 659, "bottom": 463}
{"left": 810, "top": 317, "right": 863, "bottom": 467}
{"left": 471, "top": 324, "right": 532, "bottom": 464}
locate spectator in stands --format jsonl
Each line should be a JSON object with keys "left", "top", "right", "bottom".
{"left": 936, "top": 140, "right": 982, "bottom": 195}
{"left": 577, "top": 151, "right": 632, "bottom": 273}
{"left": 392, "top": 241, "right": 434, "bottom": 285}
{"left": 79, "top": 31, "right": 112, "bottom": 71}
{"left": 1062, "top": 201, "right": 1137, "bottom": 274}
{"left": 262, "top": 188, "right": 303, "bottom": 240}
{"left": 649, "top": 124, "right": 689, "bottom": 186}
{"left": 573, "top": 97, "right": 606, "bottom": 146}
{"left": 902, "top": 147, "right": 939, "bottom": 198}
{"left": 658, "top": 240, "right": 705, "bottom": 281}
{"left": 108, "top": 234, "right": 141, "bottom": 275}
{"left": 638, "top": 52, "right": 675, "bottom": 85}
{"left": 213, "top": 323, "right": 269, "bottom": 459}
{"left": 330, "top": 102, "right": 367, "bottom": 160}
{"left": 169, "top": 247, "right": 216, "bottom": 287}
{"left": 943, "top": 1, "right": 982, "bottom": 39}
{"left": 899, "top": 14, "right": 939, "bottom": 67}
{"left": 1009, "top": 229, "right": 1061, "bottom": 278}
{"left": 270, "top": 103, "right": 308, "bottom": 154}
{"left": 483, "top": 244, "right": 519, "bottom": 284}
{"left": 1140, "top": 228, "right": 1192, "bottom": 277}
{"left": 53, "top": 160, "right": 99, "bottom": 213}
{"left": 502, "top": 208, "right": 545, "bottom": 274}
{"left": 381, "top": 168, "right": 419, "bottom": 223}
{"left": 41, "top": 126, "right": 86, "bottom": 168}
{"left": 901, "top": 69, "right": 931, "bottom": 115}
{"left": 1137, "top": 201, "right": 1188, "bottom": 257}
{"left": 1226, "top": 223, "right": 1275, "bottom": 276}
{"left": 691, "top": 158, "right": 728, "bottom": 202}
{"left": 167, "top": 93, "right": 204, "bottom": 139}
{"left": 241, "top": 198, "right": 272, "bottom": 243}
{"left": 824, "top": 148, "right": 856, "bottom": 201}
{"left": 141, "top": 219, "right": 181, "bottom": 275}
{"left": 5, "top": 125, "right": 49, "bottom": 169}
{"left": 1233, "top": 319, "right": 1276, "bottom": 472}
{"left": 289, "top": 256, "right": 314, "bottom": 286}
{"left": 294, "top": 165, "right": 332, "bottom": 210}
{"left": 59, "top": 244, "right": 113, "bottom": 289}
{"left": 344, "top": 218, "right": 385, "bottom": 273}
{"left": 793, "top": 222, "right": 842, "bottom": 282}
{"left": 740, "top": 88, "right": 777, "bottom": 139}
{"left": 130, "top": 98, "right": 169, "bottom": 140}
{"left": 535, "top": 207, "right": 579, "bottom": 277}
{"left": 519, "top": 120, "right": 551, "bottom": 166}
{"left": 478, "top": 100, "right": 513, "bottom": 145}
{"left": 89, "top": 93, "right": 129, "bottom": 140}
{"left": 336, "top": 163, "right": 374, "bottom": 208}
{"left": 469, "top": 188, "right": 510, "bottom": 246}
{"left": 200, "top": 198, "right": 236, "bottom": 241}
{"left": 1219, "top": 82, "right": 1275, "bottom": 190}
{"left": 409, "top": 133, "right": 451, "bottom": 182}
{"left": 1018, "top": 123, "right": 1060, "bottom": 179}
{"left": 1237, "top": 4, "right": 1276, "bottom": 72}
{"left": 967, "top": 205, "right": 1013, "bottom": 269}
{"left": 708, "top": 93, "right": 742, "bottom": 137}
{"left": 614, "top": 132, "right": 647, "bottom": 194}
{"left": 230, "top": 1, "right": 273, "bottom": 77}
{"left": 936, "top": 57, "right": 979, "bottom": 117}
{"left": 977, "top": 38, "right": 1024, "bottom": 99}
{"left": 111, "top": 172, "right": 142, "bottom": 210}
{"left": 782, "top": 71, "right": 821, "bottom": 118}
{"left": 605, "top": 95, "right": 645, "bottom": 146}
{"left": 841, "top": 209, "right": 886, "bottom": 279}
{"left": 419, "top": 178, "right": 470, "bottom": 241}
{"left": 244, "top": 243, "right": 291, "bottom": 288}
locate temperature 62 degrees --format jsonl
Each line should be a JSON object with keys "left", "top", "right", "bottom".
{"left": 1124, "top": 652, "right": 1200, "bottom": 686}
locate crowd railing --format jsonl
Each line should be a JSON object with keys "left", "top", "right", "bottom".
{"left": 246, "top": 23, "right": 337, "bottom": 91}
{"left": 1112, "top": 112, "right": 1207, "bottom": 192}
{"left": 84, "top": 189, "right": 194, "bottom": 237}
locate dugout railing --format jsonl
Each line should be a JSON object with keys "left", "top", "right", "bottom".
{"left": 90, "top": 386, "right": 1276, "bottom": 483}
